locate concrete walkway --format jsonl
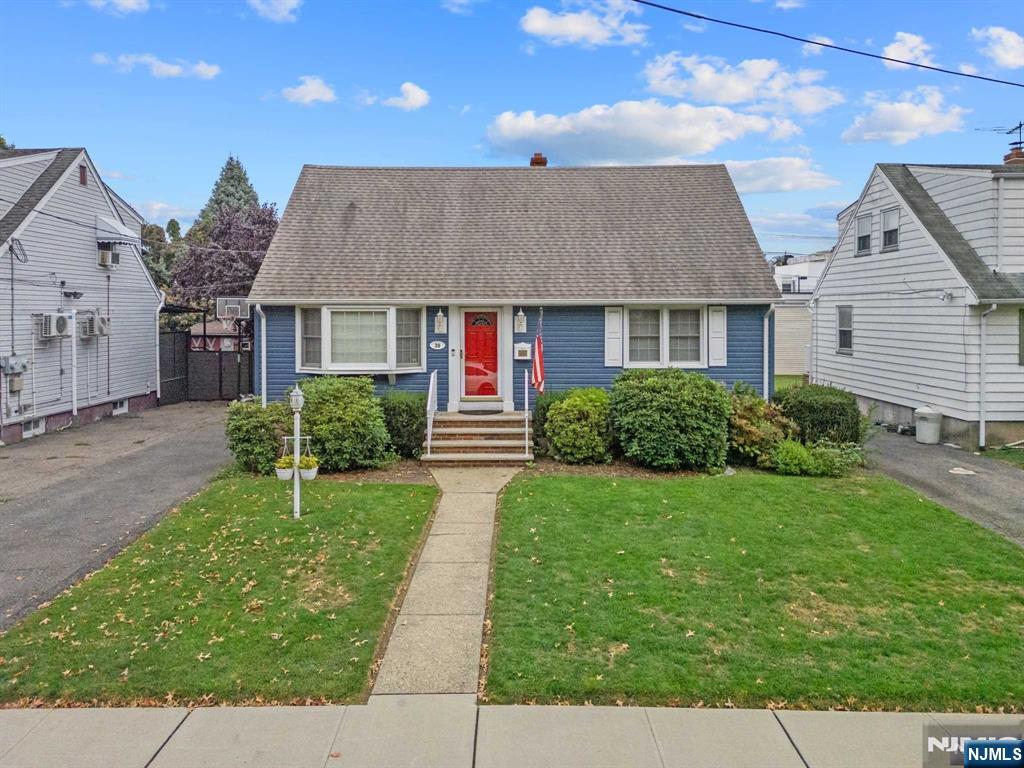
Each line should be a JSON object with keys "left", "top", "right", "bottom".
{"left": 372, "top": 467, "right": 520, "bottom": 695}
{"left": 1, "top": 704, "right": 1020, "bottom": 768}
{"left": 0, "top": 402, "right": 230, "bottom": 630}
{"left": 869, "top": 431, "right": 1024, "bottom": 547}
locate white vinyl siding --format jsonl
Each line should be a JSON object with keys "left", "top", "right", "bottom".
{"left": 774, "top": 306, "right": 809, "bottom": 375}
{"left": 0, "top": 153, "right": 161, "bottom": 427}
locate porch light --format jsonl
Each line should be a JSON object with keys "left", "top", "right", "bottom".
{"left": 434, "top": 309, "right": 447, "bottom": 334}
{"left": 515, "top": 308, "right": 527, "bottom": 333}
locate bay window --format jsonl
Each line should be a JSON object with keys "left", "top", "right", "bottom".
{"left": 298, "top": 306, "right": 425, "bottom": 372}
{"left": 626, "top": 306, "right": 707, "bottom": 368}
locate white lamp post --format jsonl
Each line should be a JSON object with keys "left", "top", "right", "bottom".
{"left": 289, "top": 385, "right": 305, "bottom": 519}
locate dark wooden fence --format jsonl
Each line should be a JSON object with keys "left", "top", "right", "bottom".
{"left": 159, "top": 330, "right": 252, "bottom": 404}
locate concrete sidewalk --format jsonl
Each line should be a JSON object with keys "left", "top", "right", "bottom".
{"left": 1, "top": 700, "right": 1020, "bottom": 768}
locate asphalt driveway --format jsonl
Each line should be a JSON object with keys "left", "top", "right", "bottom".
{"left": 869, "top": 431, "right": 1024, "bottom": 547}
{"left": 0, "top": 402, "right": 229, "bottom": 630}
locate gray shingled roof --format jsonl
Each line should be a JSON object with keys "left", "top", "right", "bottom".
{"left": 879, "top": 164, "right": 1024, "bottom": 301}
{"left": 0, "top": 148, "right": 84, "bottom": 245}
{"left": 249, "top": 164, "right": 779, "bottom": 303}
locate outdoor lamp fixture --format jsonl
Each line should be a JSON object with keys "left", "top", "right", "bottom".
{"left": 289, "top": 385, "right": 305, "bottom": 520}
{"left": 434, "top": 308, "right": 447, "bottom": 334}
{"left": 63, "top": 290, "right": 84, "bottom": 300}
{"left": 515, "top": 307, "right": 527, "bottom": 333}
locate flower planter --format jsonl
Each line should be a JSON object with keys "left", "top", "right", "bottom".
{"left": 275, "top": 467, "right": 294, "bottom": 481}
{"left": 300, "top": 467, "right": 319, "bottom": 481}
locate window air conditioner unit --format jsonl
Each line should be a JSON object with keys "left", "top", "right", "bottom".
{"left": 40, "top": 312, "right": 73, "bottom": 339}
{"left": 98, "top": 245, "right": 120, "bottom": 267}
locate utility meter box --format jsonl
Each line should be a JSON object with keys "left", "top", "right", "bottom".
{"left": 0, "top": 354, "right": 29, "bottom": 375}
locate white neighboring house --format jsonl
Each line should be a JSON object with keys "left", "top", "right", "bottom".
{"left": 773, "top": 251, "right": 829, "bottom": 376}
{"left": 0, "top": 148, "right": 163, "bottom": 443}
{"left": 810, "top": 149, "right": 1024, "bottom": 449}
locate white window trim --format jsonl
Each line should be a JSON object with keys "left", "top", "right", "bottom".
{"left": 623, "top": 305, "right": 708, "bottom": 369}
{"left": 855, "top": 214, "right": 872, "bottom": 255}
{"left": 294, "top": 305, "right": 427, "bottom": 375}
{"left": 112, "top": 399, "right": 129, "bottom": 416}
{"left": 881, "top": 206, "right": 900, "bottom": 251}
{"left": 837, "top": 305, "right": 854, "bottom": 355}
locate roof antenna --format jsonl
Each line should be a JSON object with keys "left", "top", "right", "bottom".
{"left": 974, "top": 120, "right": 1024, "bottom": 149}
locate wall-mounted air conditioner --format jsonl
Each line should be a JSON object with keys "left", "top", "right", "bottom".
{"left": 98, "top": 245, "right": 120, "bottom": 267}
{"left": 40, "top": 313, "right": 73, "bottom": 339}
{"left": 80, "top": 315, "right": 99, "bottom": 338}
{"left": 96, "top": 315, "right": 111, "bottom": 336}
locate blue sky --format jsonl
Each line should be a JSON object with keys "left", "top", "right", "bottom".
{"left": 4, "top": 0, "right": 1022, "bottom": 257}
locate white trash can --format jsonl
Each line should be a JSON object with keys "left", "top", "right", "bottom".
{"left": 914, "top": 406, "right": 942, "bottom": 445}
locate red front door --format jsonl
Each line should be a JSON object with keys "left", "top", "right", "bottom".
{"left": 463, "top": 311, "right": 498, "bottom": 397}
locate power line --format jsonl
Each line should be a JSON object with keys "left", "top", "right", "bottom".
{"left": 632, "top": 0, "right": 1024, "bottom": 89}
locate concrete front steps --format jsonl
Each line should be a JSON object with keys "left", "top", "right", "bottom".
{"left": 421, "top": 411, "right": 534, "bottom": 465}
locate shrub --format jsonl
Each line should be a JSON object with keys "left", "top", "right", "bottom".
{"left": 610, "top": 369, "right": 730, "bottom": 471}
{"left": 770, "top": 439, "right": 815, "bottom": 476}
{"left": 728, "top": 382, "right": 797, "bottom": 465}
{"left": 532, "top": 390, "right": 569, "bottom": 456}
{"left": 381, "top": 391, "right": 427, "bottom": 458}
{"left": 299, "top": 377, "right": 395, "bottom": 471}
{"left": 777, "top": 384, "right": 861, "bottom": 444}
{"left": 767, "top": 438, "right": 864, "bottom": 477}
{"left": 545, "top": 388, "right": 612, "bottom": 464}
{"left": 225, "top": 400, "right": 290, "bottom": 474}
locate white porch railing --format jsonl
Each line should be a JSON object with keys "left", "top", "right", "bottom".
{"left": 523, "top": 369, "right": 530, "bottom": 457}
{"left": 425, "top": 369, "right": 438, "bottom": 456}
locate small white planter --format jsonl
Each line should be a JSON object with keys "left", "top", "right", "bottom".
{"left": 300, "top": 467, "right": 319, "bottom": 481}
{"left": 276, "top": 467, "right": 294, "bottom": 481}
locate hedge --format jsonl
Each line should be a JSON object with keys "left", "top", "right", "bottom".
{"left": 298, "top": 377, "right": 395, "bottom": 471}
{"left": 776, "top": 384, "right": 861, "bottom": 444}
{"left": 225, "top": 400, "right": 290, "bottom": 474}
{"left": 544, "top": 388, "right": 612, "bottom": 464}
{"left": 610, "top": 369, "right": 730, "bottom": 471}
{"left": 380, "top": 390, "right": 427, "bottom": 458}
{"left": 728, "top": 382, "right": 797, "bottom": 466}
{"left": 532, "top": 390, "right": 569, "bottom": 456}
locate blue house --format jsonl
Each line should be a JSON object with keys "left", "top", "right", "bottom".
{"left": 248, "top": 155, "right": 779, "bottom": 461}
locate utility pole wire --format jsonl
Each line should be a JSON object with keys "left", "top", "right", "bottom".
{"left": 631, "top": 0, "right": 1024, "bottom": 89}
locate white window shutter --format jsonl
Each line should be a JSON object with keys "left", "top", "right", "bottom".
{"left": 604, "top": 307, "right": 623, "bottom": 367}
{"left": 708, "top": 306, "right": 727, "bottom": 367}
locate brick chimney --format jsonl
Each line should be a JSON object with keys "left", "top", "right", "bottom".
{"left": 530, "top": 152, "right": 548, "bottom": 167}
{"left": 1004, "top": 146, "right": 1024, "bottom": 166}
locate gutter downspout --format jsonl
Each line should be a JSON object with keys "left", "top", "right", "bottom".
{"left": 155, "top": 291, "right": 165, "bottom": 401}
{"left": 254, "top": 303, "right": 267, "bottom": 408}
{"left": 979, "top": 303, "right": 998, "bottom": 449}
{"left": 70, "top": 309, "right": 78, "bottom": 417}
{"left": 763, "top": 305, "right": 774, "bottom": 398}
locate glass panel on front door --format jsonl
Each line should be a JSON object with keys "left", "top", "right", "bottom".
{"left": 464, "top": 311, "right": 498, "bottom": 397}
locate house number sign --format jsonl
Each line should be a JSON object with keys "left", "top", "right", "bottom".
{"left": 429, "top": 340, "right": 446, "bottom": 350}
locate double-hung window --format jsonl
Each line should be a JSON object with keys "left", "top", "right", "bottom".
{"left": 299, "top": 306, "right": 424, "bottom": 372}
{"left": 881, "top": 208, "right": 899, "bottom": 250}
{"left": 626, "top": 307, "right": 706, "bottom": 367}
{"left": 856, "top": 215, "right": 871, "bottom": 255}
{"left": 837, "top": 305, "right": 854, "bottom": 354}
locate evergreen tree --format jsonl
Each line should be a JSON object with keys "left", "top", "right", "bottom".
{"left": 0, "top": 135, "right": 13, "bottom": 150}
{"left": 189, "top": 155, "right": 258, "bottom": 241}
{"left": 166, "top": 218, "right": 182, "bottom": 242}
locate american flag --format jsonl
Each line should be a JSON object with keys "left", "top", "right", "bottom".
{"left": 531, "top": 309, "right": 545, "bottom": 394}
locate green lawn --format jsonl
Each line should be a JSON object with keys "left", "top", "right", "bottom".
{"left": 0, "top": 475, "right": 436, "bottom": 705}
{"left": 774, "top": 374, "right": 806, "bottom": 393}
{"left": 987, "top": 446, "right": 1024, "bottom": 470}
{"left": 486, "top": 473, "right": 1024, "bottom": 711}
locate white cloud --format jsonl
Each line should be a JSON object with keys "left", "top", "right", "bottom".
{"left": 959, "top": 62, "right": 979, "bottom": 75}
{"left": 970, "top": 26, "right": 1024, "bottom": 69}
{"left": 643, "top": 53, "right": 843, "bottom": 115}
{"left": 775, "top": 0, "right": 803, "bottom": 8}
{"left": 801, "top": 35, "right": 833, "bottom": 56}
{"left": 726, "top": 157, "right": 839, "bottom": 193}
{"left": 751, "top": 202, "right": 849, "bottom": 236}
{"left": 281, "top": 76, "right": 336, "bottom": 105}
{"left": 520, "top": 0, "right": 647, "bottom": 47}
{"left": 139, "top": 201, "right": 198, "bottom": 226}
{"left": 87, "top": 0, "right": 148, "bottom": 15}
{"left": 365, "top": 82, "right": 431, "bottom": 111}
{"left": 486, "top": 99, "right": 798, "bottom": 164}
{"left": 881, "top": 32, "right": 935, "bottom": 70}
{"left": 95, "top": 53, "right": 221, "bottom": 79}
{"left": 683, "top": 21, "right": 706, "bottom": 33}
{"left": 841, "top": 86, "right": 968, "bottom": 145}
{"left": 247, "top": 0, "right": 302, "bottom": 22}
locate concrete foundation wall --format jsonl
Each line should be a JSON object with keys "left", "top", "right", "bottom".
{"left": 0, "top": 391, "right": 157, "bottom": 445}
